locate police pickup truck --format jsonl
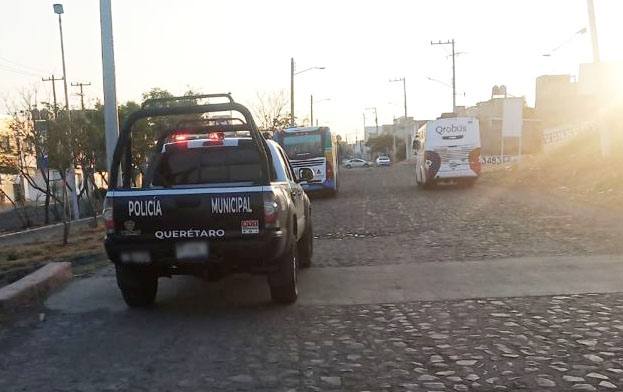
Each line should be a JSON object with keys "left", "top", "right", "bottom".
{"left": 104, "top": 94, "right": 314, "bottom": 306}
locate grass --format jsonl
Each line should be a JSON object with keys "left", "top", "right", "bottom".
{"left": 0, "top": 225, "right": 106, "bottom": 287}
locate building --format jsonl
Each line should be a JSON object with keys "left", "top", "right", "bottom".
{"left": 535, "top": 75, "right": 586, "bottom": 129}
{"left": 0, "top": 114, "right": 66, "bottom": 206}
{"left": 378, "top": 117, "right": 427, "bottom": 160}
{"left": 364, "top": 126, "right": 380, "bottom": 141}
{"left": 535, "top": 62, "right": 623, "bottom": 151}
{"left": 465, "top": 95, "right": 541, "bottom": 156}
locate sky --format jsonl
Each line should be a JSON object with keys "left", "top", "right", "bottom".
{"left": 1, "top": 0, "right": 623, "bottom": 141}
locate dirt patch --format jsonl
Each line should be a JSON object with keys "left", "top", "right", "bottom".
{"left": 0, "top": 225, "right": 105, "bottom": 288}
{"left": 480, "top": 128, "right": 623, "bottom": 211}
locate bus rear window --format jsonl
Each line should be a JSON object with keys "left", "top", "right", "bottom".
{"left": 282, "top": 134, "right": 323, "bottom": 159}
{"left": 152, "top": 144, "right": 262, "bottom": 186}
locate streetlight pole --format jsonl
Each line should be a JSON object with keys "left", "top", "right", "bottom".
{"left": 54, "top": 3, "right": 80, "bottom": 221}
{"left": 390, "top": 77, "right": 409, "bottom": 160}
{"left": 55, "top": 6, "right": 70, "bottom": 113}
{"left": 311, "top": 96, "right": 330, "bottom": 127}
{"left": 289, "top": 58, "right": 325, "bottom": 127}
{"left": 310, "top": 94, "right": 313, "bottom": 126}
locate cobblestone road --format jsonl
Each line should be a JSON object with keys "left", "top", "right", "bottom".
{"left": 312, "top": 165, "right": 623, "bottom": 267}
{"left": 2, "top": 165, "right": 623, "bottom": 391}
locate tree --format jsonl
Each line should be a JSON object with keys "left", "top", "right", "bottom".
{"left": 7, "top": 108, "right": 66, "bottom": 226}
{"left": 253, "top": 90, "right": 292, "bottom": 133}
{"left": 366, "top": 134, "right": 394, "bottom": 155}
{"left": 366, "top": 134, "right": 406, "bottom": 160}
{"left": 71, "top": 106, "right": 107, "bottom": 221}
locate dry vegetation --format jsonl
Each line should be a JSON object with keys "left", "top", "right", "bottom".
{"left": 482, "top": 120, "right": 623, "bottom": 210}
{"left": 0, "top": 225, "right": 105, "bottom": 287}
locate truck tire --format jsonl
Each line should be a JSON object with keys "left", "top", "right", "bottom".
{"left": 268, "top": 241, "right": 298, "bottom": 304}
{"left": 115, "top": 264, "right": 158, "bottom": 307}
{"left": 298, "top": 220, "right": 313, "bottom": 268}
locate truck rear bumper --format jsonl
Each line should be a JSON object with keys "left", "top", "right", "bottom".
{"left": 104, "top": 231, "right": 288, "bottom": 273}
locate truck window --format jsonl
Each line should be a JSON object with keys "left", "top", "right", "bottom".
{"left": 277, "top": 147, "right": 296, "bottom": 182}
{"left": 151, "top": 142, "right": 263, "bottom": 186}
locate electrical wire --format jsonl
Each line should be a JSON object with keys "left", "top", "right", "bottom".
{"left": 0, "top": 55, "right": 47, "bottom": 74}
{"left": 0, "top": 63, "right": 41, "bottom": 78}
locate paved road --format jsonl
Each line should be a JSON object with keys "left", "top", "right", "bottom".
{"left": 2, "top": 164, "right": 623, "bottom": 392}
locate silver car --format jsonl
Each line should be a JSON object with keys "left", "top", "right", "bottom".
{"left": 344, "top": 158, "right": 370, "bottom": 169}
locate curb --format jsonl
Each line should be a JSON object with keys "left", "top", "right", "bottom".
{"left": 0, "top": 262, "right": 72, "bottom": 313}
{"left": 0, "top": 217, "right": 101, "bottom": 247}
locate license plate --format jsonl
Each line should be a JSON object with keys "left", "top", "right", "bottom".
{"left": 120, "top": 251, "right": 151, "bottom": 264}
{"left": 175, "top": 242, "right": 209, "bottom": 259}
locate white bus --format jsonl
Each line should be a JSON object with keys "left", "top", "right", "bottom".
{"left": 412, "top": 117, "right": 481, "bottom": 187}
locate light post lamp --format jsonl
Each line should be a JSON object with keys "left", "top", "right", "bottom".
{"left": 53, "top": 3, "right": 80, "bottom": 221}
{"left": 310, "top": 95, "right": 330, "bottom": 126}
{"left": 290, "top": 57, "right": 325, "bottom": 126}
{"left": 54, "top": 4, "right": 70, "bottom": 113}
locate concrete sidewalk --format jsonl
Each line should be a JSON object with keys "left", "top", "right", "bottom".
{"left": 299, "top": 254, "right": 623, "bottom": 305}
{"left": 46, "top": 255, "right": 623, "bottom": 312}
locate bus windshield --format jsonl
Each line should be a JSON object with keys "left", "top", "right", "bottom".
{"left": 282, "top": 133, "right": 323, "bottom": 159}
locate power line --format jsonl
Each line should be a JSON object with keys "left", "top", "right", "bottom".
{"left": 0, "top": 55, "right": 48, "bottom": 74}
{"left": 0, "top": 63, "right": 41, "bottom": 78}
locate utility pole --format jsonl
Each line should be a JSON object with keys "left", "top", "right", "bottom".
{"left": 431, "top": 39, "right": 456, "bottom": 113}
{"left": 373, "top": 108, "right": 379, "bottom": 135}
{"left": 310, "top": 94, "right": 313, "bottom": 127}
{"left": 100, "top": 0, "right": 120, "bottom": 176}
{"left": 364, "top": 107, "right": 379, "bottom": 136}
{"left": 586, "top": 0, "right": 608, "bottom": 158}
{"left": 290, "top": 57, "right": 295, "bottom": 126}
{"left": 42, "top": 75, "right": 63, "bottom": 115}
{"left": 390, "top": 77, "right": 409, "bottom": 160}
{"left": 71, "top": 81, "right": 91, "bottom": 110}
{"left": 587, "top": 0, "right": 600, "bottom": 63}
{"left": 289, "top": 58, "right": 325, "bottom": 127}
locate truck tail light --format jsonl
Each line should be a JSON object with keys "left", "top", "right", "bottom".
{"left": 103, "top": 196, "right": 114, "bottom": 233}
{"left": 263, "top": 193, "right": 280, "bottom": 229}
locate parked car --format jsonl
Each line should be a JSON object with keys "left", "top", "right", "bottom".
{"left": 375, "top": 156, "right": 391, "bottom": 166}
{"left": 343, "top": 158, "right": 370, "bottom": 169}
{"left": 104, "top": 94, "right": 314, "bottom": 307}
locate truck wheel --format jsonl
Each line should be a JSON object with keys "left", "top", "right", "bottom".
{"left": 268, "top": 241, "right": 298, "bottom": 304}
{"left": 298, "top": 221, "right": 313, "bottom": 268}
{"left": 115, "top": 264, "right": 158, "bottom": 307}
